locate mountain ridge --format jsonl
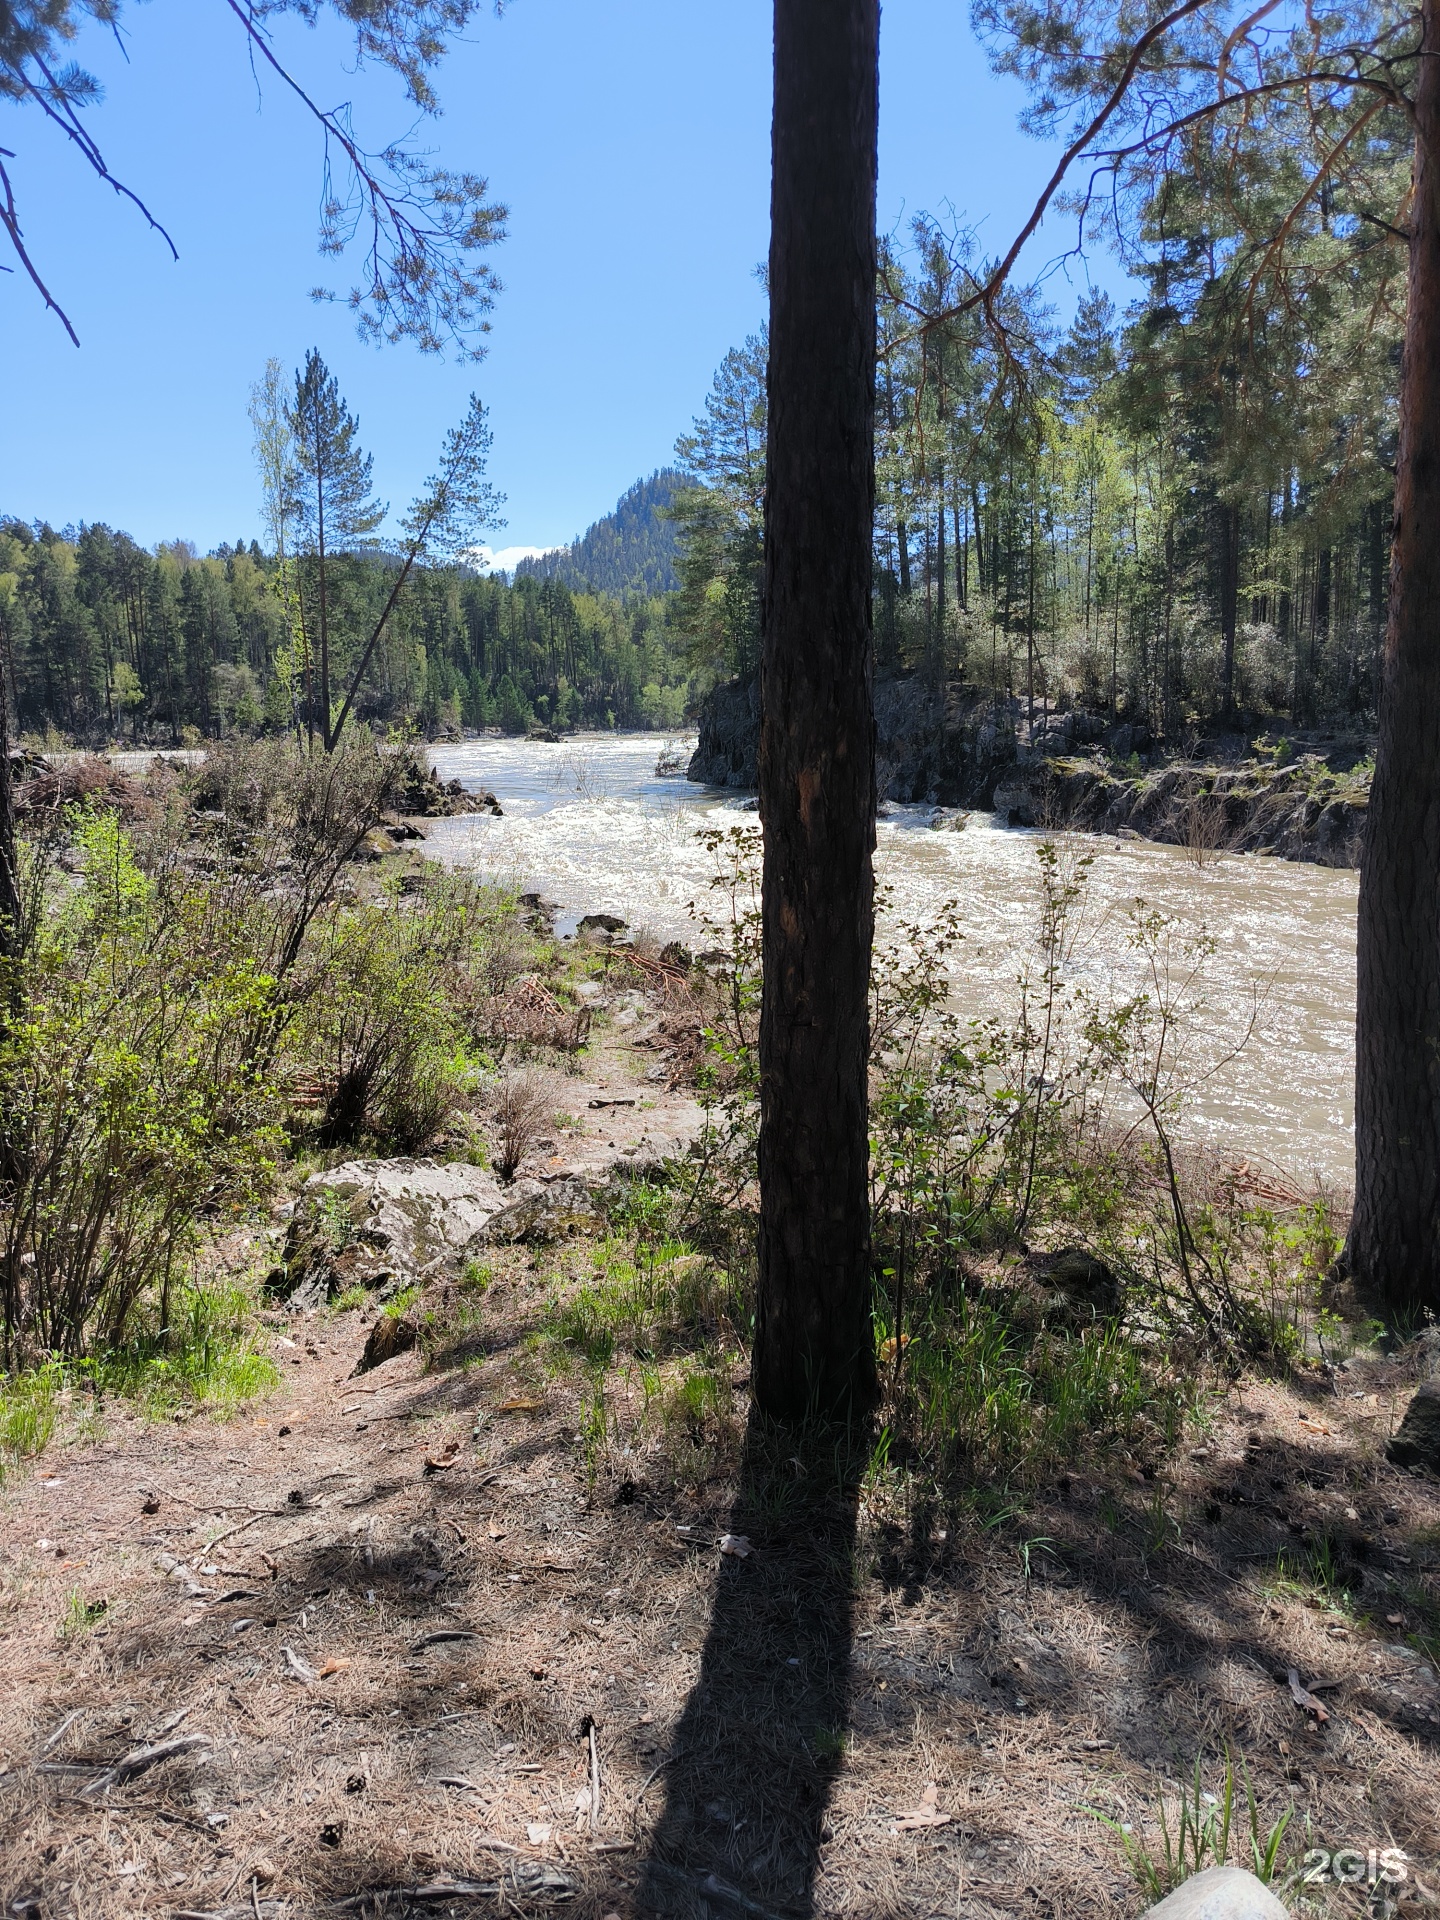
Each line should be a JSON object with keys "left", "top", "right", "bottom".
{"left": 515, "top": 468, "right": 685, "bottom": 597}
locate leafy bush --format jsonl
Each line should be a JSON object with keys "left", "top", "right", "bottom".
{"left": 284, "top": 879, "right": 487, "bottom": 1153}
{"left": 680, "top": 828, "right": 1339, "bottom": 1485}
{"left": 0, "top": 734, "right": 485, "bottom": 1366}
{"left": 0, "top": 809, "right": 281, "bottom": 1363}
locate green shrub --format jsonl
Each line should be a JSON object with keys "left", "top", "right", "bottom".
{"left": 0, "top": 809, "right": 281, "bottom": 1363}
{"left": 282, "top": 871, "right": 515, "bottom": 1153}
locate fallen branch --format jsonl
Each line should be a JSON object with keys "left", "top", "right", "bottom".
{"left": 325, "top": 1860, "right": 579, "bottom": 1907}
{"left": 82, "top": 1732, "right": 212, "bottom": 1794}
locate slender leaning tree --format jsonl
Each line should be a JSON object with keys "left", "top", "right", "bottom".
{"left": 752, "top": 0, "right": 881, "bottom": 1422}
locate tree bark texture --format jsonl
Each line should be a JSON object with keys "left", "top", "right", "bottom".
{"left": 1218, "top": 500, "right": 1239, "bottom": 719}
{"left": 753, "top": 0, "right": 880, "bottom": 1422}
{"left": 1350, "top": 0, "right": 1440, "bottom": 1316}
{"left": 0, "top": 638, "right": 18, "bottom": 975}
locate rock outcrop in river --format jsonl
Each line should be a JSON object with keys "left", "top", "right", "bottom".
{"left": 688, "top": 674, "right": 1370, "bottom": 868}
{"left": 687, "top": 674, "right": 1022, "bottom": 804}
{"left": 994, "top": 754, "right": 1367, "bottom": 868}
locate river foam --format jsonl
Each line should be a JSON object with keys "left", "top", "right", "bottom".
{"left": 427, "top": 733, "right": 1357, "bottom": 1188}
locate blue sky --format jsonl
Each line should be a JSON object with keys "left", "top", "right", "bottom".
{"left": 3, "top": 1, "right": 1132, "bottom": 556}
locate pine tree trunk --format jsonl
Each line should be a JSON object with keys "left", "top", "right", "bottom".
{"left": 0, "top": 641, "right": 17, "bottom": 978}
{"left": 752, "top": 0, "right": 879, "bottom": 1422}
{"left": 1218, "top": 501, "right": 1239, "bottom": 719}
{"left": 1349, "top": 0, "right": 1440, "bottom": 1317}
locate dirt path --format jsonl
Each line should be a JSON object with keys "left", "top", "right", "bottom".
{"left": 4, "top": 1011, "right": 1440, "bottom": 1918}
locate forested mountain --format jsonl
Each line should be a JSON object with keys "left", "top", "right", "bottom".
{"left": 515, "top": 470, "right": 684, "bottom": 597}
{"left": 0, "top": 523, "right": 691, "bottom": 743}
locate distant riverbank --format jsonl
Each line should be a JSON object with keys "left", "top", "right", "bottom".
{"left": 688, "top": 675, "right": 1371, "bottom": 867}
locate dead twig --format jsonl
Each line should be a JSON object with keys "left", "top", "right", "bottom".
{"left": 194, "top": 1510, "right": 288, "bottom": 1557}
{"left": 633, "top": 1747, "right": 687, "bottom": 1809}
{"left": 82, "top": 1732, "right": 212, "bottom": 1794}
{"left": 38, "top": 1707, "right": 85, "bottom": 1756}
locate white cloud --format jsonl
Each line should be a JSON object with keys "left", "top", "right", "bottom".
{"left": 468, "top": 543, "right": 562, "bottom": 574}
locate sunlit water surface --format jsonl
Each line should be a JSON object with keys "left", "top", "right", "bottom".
{"left": 427, "top": 733, "right": 1357, "bottom": 1187}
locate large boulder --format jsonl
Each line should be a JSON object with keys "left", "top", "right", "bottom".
{"left": 390, "top": 755, "right": 501, "bottom": 818}
{"left": 1008, "top": 1247, "right": 1123, "bottom": 1333}
{"left": 1140, "top": 1866, "right": 1289, "bottom": 1920}
{"left": 1041, "top": 1247, "right": 1123, "bottom": 1323}
{"left": 269, "top": 1159, "right": 510, "bottom": 1309}
{"left": 1387, "top": 1380, "right": 1440, "bottom": 1471}
{"left": 992, "top": 772, "right": 1040, "bottom": 827}
{"left": 688, "top": 673, "right": 1028, "bottom": 807}
{"left": 478, "top": 1176, "right": 605, "bottom": 1247}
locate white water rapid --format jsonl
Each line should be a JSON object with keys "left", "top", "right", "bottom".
{"left": 426, "top": 733, "right": 1357, "bottom": 1189}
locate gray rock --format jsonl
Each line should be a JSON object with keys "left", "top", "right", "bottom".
{"left": 1139, "top": 1866, "right": 1289, "bottom": 1920}
{"left": 687, "top": 677, "right": 761, "bottom": 788}
{"left": 1045, "top": 1247, "right": 1122, "bottom": 1321}
{"left": 479, "top": 1176, "right": 604, "bottom": 1246}
{"left": 577, "top": 912, "right": 627, "bottom": 940}
{"left": 269, "top": 1159, "right": 508, "bottom": 1306}
{"left": 1387, "top": 1379, "right": 1440, "bottom": 1470}
{"left": 690, "top": 674, "right": 1025, "bottom": 808}
{"left": 992, "top": 773, "right": 1039, "bottom": 827}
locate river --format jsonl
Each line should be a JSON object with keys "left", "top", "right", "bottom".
{"left": 426, "top": 732, "right": 1357, "bottom": 1189}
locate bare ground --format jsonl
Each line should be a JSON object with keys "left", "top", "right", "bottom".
{"left": 4, "top": 1015, "right": 1440, "bottom": 1920}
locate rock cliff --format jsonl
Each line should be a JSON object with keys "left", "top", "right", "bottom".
{"left": 993, "top": 755, "right": 1367, "bottom": 868}
{"left": 688, "top": 674, "right": 1369, "bottom": 868}
{"left": 687, "top": 674, "right": 1024, "bottom": 805}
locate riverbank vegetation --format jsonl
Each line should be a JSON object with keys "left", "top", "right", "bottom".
{"left": 0, "top": 736, "right": 548, "bottom": 1380}
{"left": 672, "top": 99, "right": 1403, "bottom": 742}
{"left": 4, "top": 765, "right": 1437, "bottom": 1917}
{"left": 0, "top": 754, "right": 1363, "bottom": 1474}
{"left": 0, "top": 518, "right": 692, "bottom": 747}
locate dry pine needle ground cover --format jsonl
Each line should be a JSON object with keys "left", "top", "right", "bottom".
{"left": 3, "top": 1017, "right": 1440, "bottom": 1920}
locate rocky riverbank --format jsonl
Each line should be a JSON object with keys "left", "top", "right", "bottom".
{"left": 994, "top": 752, "right": 1369, "bottom": 868}
{"left": 689, "top": 675, "right": 1371, "bottom": 868}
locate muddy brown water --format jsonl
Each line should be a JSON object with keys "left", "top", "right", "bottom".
{"left": 427, "top": 734, "right": 1357, "bottom": 1189}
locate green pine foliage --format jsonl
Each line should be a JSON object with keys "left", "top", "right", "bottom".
{"left": 0, "top": 521, "right": 695, "bottom": 742}
{"left": 671, "top": 116, "right": 1403, "bottom": 736}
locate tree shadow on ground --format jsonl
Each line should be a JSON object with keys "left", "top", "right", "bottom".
{"left": 633, "top": 1413, "right": 866, "bottom": 1919}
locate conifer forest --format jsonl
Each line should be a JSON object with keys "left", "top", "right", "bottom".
{"left": 3, "top": 90, "right": 1403, "bottom": 750}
